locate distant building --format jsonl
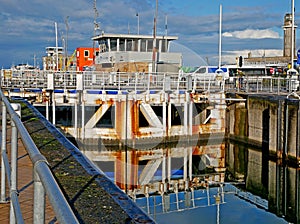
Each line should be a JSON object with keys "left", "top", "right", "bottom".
{"left": 283, "top": 13, "right": 297, "bottom": 58}
{"left": 76, "top": 47, "right": 95, "bottom": 71}
{"left": 42, "top": 47, "right": 64, "bottom": 71}
{"left": 244, "top": 13, "right": 297, "bottom": 69}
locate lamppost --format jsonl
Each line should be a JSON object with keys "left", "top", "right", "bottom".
{"left": 65, "top": 16, "right": 69, "bottom": 70}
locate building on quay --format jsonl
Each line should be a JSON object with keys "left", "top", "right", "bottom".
{"left": 243, "top": 13, "right": 298, "bottom": 71}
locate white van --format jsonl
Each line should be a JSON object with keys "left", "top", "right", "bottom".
{"left": 180, "top": 66, "right": 229, "bottom": 83}
{"left": 192, "top": 66, "right": 229, "bottom": 81}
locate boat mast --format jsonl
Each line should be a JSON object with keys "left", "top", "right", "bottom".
{"left": 65, "top": 16, "right": 69, "bottom": 70}
{"left": 165, "top": 14, "right": 168, "bottom": 52}
{"left": 218, "top": 4, "right": 222, "bottom": 69}
{"left": 136, "top": 13, "right": 140, "bottom": 35}
{"left": 93, "top": 0, "right": 99, "bottom": 63}
{"left": 55, "top": 22, "right": 58, "bottom": 71}
{"left": 152, "top": 0, "right": 158, "bottom": 73}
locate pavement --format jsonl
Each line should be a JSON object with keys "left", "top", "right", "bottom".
{"left": 0, "top": 126, "right": 56, "bottom": 223}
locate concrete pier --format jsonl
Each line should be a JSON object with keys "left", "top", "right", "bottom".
{"left": 226, "top": 92, "right": 300, "bottom": 165}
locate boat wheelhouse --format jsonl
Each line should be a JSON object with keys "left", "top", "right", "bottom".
{"left": 92, "top": 33, "right": 182, "bottom": 73}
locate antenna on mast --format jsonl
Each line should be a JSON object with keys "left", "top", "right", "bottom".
{"left": 93, "top": 0, "right": 100, "bottom": 35}
{"left": 218, "top": 4, "right": 222, "bottom": 69}
{"left": 165, "top": 14, "right": 168, "bottom": 36}
{"left": 65, "top": 16, "right": 69, "bottom": 70}
{"left": 93, "top": 0, "right": 100, "bottom": 63}
{"left": 165, "top": 14, "right": 168, "bottom": 52}
{"left": 55, "top": 22, "right": 59, "bottom": 71}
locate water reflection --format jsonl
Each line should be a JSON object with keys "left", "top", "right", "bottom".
{"left": 79, "top": 140, "right": 295, "bottom": 223}
{"left": 226, "top": 142, "right": 298, "bottom": 224}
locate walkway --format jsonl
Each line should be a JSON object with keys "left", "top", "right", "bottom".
{"left": 0, "top": 125, "right": 56, "bottom": 223}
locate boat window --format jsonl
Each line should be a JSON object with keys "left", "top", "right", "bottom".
{"left": 98, "top": 39, "right": 108, "bottom": 52}
{"left": 111, "top": 39, "right": 117, "bottom": 51}
{"left": 141, "top": 39, "right": 146, "bottom": 52}
{"left": 147, "top": 40, "right": 153, "bottom": 52}
{"left": 119, "top": 39, "right": 125, "bottom": 51}
{"left": 127, "top": 39, "right": 133, "bottom": 51}
{"left": 84, "top": 50, "right": 89, "bottom": 57}
{"left": 134, "top": 40, "right": 138, "bottom": 51}
{"left": 161, "top": 40, "right": 167, "bottom": 52}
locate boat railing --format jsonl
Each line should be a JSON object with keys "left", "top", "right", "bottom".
{"left": 1, "top": 69, "right": 299, "bottom": 94}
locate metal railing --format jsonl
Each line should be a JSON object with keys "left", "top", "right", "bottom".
{"left": 225, "top": 75, "right": 300, "bottom": 94}
{"left": 0, "top": 89, "right": 79, "bottom": 223}
{"left": 1, "top": 69, "right": 299, "bottom": 94}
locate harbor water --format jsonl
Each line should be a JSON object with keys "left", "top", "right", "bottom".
{"left": 76, "top": 139, "right": 295, "bottom": 224}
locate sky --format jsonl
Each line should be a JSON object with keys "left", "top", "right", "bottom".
{"left": 0, "top": 0, "right": 299, "bottom": 68}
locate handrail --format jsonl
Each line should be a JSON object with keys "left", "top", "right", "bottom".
{"left": 1, "top": 69, "right": 300, "bottom": 94}
{"left": 0, "top": 89, "right": 79, "bottom": 223}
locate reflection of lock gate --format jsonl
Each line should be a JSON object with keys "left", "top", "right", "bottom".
{"left": 42, "top": 91, "right": 48, "bottom": 102}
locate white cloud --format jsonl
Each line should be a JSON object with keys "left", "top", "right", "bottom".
{"left": 223, "top": 29, "right": 280, "bottom": 39}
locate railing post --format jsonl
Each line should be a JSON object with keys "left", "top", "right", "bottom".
{"left": 33, "top": 167, "right": 45, "bottom": 224}
{"left": 270, "top": 77, "right": 273, "bottom": 93}
{"left": 256, "top": 76, "right": 259, "bottom": 93}
{"left": 52, "top": 92, "right": 56, "bottom": 125}
{"left": 10, "top": 119, "right": 18, "bottom": 224}
{"left": 81, "top": 91, "right": 85, "bottom": 140}
{"left": 1, "top": 101, "right": 7, "bottom": 202}
{"left": 10, "top": 103, "right": 21, "bottom": 224}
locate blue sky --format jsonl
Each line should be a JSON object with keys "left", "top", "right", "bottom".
{"left": 0, "top": 0, "right": 298, "bottom": 68}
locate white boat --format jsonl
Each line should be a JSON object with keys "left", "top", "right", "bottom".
{"left": 91, "top": 33, "right": 182, "bottom": 73}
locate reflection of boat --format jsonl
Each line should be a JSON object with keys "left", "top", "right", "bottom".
{"left": 135, "top": 183, "right": 275, "bottom": 224}
{"left": 104, "top": 169, "right": 184, "bottom": 182}
{"left": 83, "top": 143, "right": 226, "bottom": 196}
{"left": 92, "top": 33, "right": 182, "bottom": 73}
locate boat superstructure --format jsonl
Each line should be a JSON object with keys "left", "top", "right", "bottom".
{"left": 92, "top": 33, "right": 182, "bottom": 73}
